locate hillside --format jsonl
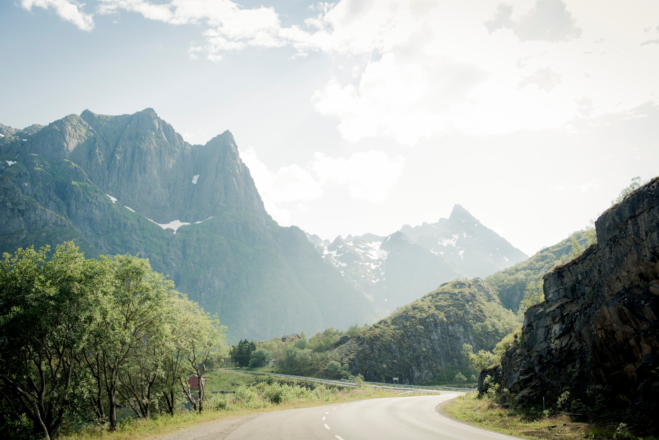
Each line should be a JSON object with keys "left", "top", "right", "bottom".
{"left": 486, "top": 230, "right": 591, "bottom": 311}
{"left": 337, "top": 279, "right": 519, "bottom": 384}
{"left": 0, "top": 109, "right": 377, "bottom": 341}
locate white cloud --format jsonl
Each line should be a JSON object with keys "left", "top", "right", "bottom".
{"left": 239, "top": 147, "right": 322, "bottom": 225}
{"left": 518, "top": 67, "right": 562, "bottom": 91}
{"left": 313, "top": 151, "right": 405, "bottom": 203}
{"left": 21, "top": 0, "right": 94, "bottom": 31}
{"left": 486, "top": 0, "right": 582, "bottom": 42}
{"left": 239, "top": 147, "right": 404, "bottom": 224}
{"left": 28, "top": 0, "right": 659, "bottom": 146}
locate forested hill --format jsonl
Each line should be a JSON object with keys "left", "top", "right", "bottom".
{"left": 0, "top": 108, "right": 378, "bottom": 341}
{"left": 337, "top": 279, "right": 519, "bottom": 384}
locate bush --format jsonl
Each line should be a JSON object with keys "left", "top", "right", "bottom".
{"left": 455, "top": 372, "right": 467, "bottom": 383}
{"left": 327, "top": 361, "right": 341, "bottom": 378}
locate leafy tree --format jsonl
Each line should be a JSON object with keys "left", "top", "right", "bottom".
{"left": 327, "top": 361, "right": 342, "bottom": 378}
{"left": 518, "top": 280, "right": 544, "bottom": 316}
{"left": 493, "top": 331, "right": 517, "bottom": 360}
{"left": 454, "top": 372, "right": 467, "bottom": 384}
{"left": 570, "top": 236, "right": 584, "bottom": 259}
{"left": 612, "top": 176, "right": 645, "bottom": 205}
{"left": 230, "top": 340, "right": 256, "bottom": 368}
{"left": 0, "top": 244, "right": 113, "bottom": 439}
{"left": 462, "top": 344, "right": 496, "bottom": 373}
{"left": 177, "top": 303, "right": 227, "bottom": 413}
{"left": 294, "top": 331, "right": 308, "bottom": 349}
{"left": 249, "top": 348, "right": 271, "bottom": 368}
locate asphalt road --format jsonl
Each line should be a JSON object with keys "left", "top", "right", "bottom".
{"left": 222, "top": 393, "right": 519, "bottom": 440}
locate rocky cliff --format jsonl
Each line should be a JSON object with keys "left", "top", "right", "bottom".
{"left": 494, "top": 176, "right": 659, "bottom": 426}
{"left": 0, "top": 109, "right": 378, "bottom": 341}
{"left": 338, "top": 279, "right": 519, "bottom": 384}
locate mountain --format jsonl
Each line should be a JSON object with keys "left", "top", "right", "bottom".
{"left": 0, "top": 109, "right": 377, "bottom": 342}
{"left": 308, "top": 231, "right": 465, "bottom": 313}
{"left": 492, "top": 176, "right": 659, "bottom": 428}
{"left": 486, "top": 230, "right": 591, "bottom": 311}
{"left": 309, "top": 205, "right": 527, "bottom": 312}
{"left": 337, "top": 278, "right": 519, "bottom": 384}
{"left": 403, "top": 204, "right": 528, "bottom": 278}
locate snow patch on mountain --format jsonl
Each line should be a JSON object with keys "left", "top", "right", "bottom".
{"left": 192, "top": 175, "right": 199, "bottom": 184}
{"left": 106, "top": 194, "right": 117, "bottom": 203}
{"left": 6, "top": 160, "right": 16, "bottom": 166}
{"left": 124, "top": 206, "right": 135, "bottom": 212}
{"left": 148, "top": 219, "right": 190, "bottom": 233}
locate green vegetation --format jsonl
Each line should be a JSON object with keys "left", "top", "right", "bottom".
{"left": 0, "top": 243, "right": 226, "bottom": 439}
{"left": 611, "top": 176, "right": 648, "bottom": 206}
{"left": 486, "top": 230, "right": 590, "bottom": 311}
{"left": 446, "top": 392, "right": 658, "bottom": 440}
{"left": 230, "top": 340, "right": 256, "bottom": 368}
{"left": 339, "top": 279, "right": 520, "bottom": 385}
{"left": 58, "top": 372, "right": 410, "bottom": 440}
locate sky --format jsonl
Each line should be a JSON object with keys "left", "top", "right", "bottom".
{"left": 2, "top": 0, "right": 659, "bottom": 256}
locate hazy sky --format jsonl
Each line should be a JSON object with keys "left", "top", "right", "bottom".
{"left": 3, "top": 0, "right": 659, "bottom": 255}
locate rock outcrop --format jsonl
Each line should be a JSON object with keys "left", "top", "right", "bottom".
{"left": 496, "top": 176, "right": 659, "bottom": 424}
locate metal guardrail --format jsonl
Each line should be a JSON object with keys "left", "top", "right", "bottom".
{"left": 231, "top": 370, "right": 474, "bottom": 393}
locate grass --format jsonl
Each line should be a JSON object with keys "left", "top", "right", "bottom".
{"left": 58, "top": 371, "right": 417, "bottom": 440}
{"left": 445, "top": 392, "right": 656, "bottom": 440}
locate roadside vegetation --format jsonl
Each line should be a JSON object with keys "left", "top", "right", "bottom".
{"left": 446, "top": 392, "right": 657, "bottom": 440}
{"left": 59, "top": 373, "right": 412, "bottom": 440}
{"left": 0, "top": 244, "right": 226, "bottom": 439}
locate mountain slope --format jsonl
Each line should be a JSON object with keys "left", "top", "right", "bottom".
{"left": 308, "top": 231, "right": 464, "bottom": 313}
{"left": 486, "top": 230, "right": 591, "bottom": 311}
{"left": 337, "top": 278, "right": 519, "bottom": 384}
{"left": 0, "top": 109, "right": 377, "bottom": 341}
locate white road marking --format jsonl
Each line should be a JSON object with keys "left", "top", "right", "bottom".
{"left": 333, "top": 407, "right": 338, "bottom": 410}
{"left": 335, "top": 437, "right": 345, "bottom": 440}
{"left": 325, "top": 411, "right": 329, "bottom": 415}
{"left": 324, "top": 424, "right": 331, "bottom": 430}
{"left": 322, "top": 416, "right": 326, "bottom": 421}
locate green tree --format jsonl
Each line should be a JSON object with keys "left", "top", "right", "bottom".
{"left": 230, "top": 340, "right": 256, "bottom": 368}
{"left": 612, "top": 176, "right": 645, "bottom": 205}
{"left": 249, "top": 348, "right": 271, "bottom": 368}
{"left": 454, "top": 372, "right": 467, "bottom": 384}
{"left": 462, "top": 344, "right": 496, "bottom": 373}
{"left": 295, "top": 331, "right": 308, "bottom": 349}
{"left": 327, "top": 361, "right": 342, "bottom": 378}
{"left": 0, "top": 244, "right": 113, "bottom": 439}
{"left": 518, "top": 280, "right": 544, "bottom": 316}
{"left": 177, "top": 302, "right": 227, "bottom": 413}
{"left": 570, "top": 235, "right": 584, "bottom": 259}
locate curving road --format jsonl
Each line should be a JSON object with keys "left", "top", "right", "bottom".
{"left": 221, "top": 393, "right": 520, "bottom": 440}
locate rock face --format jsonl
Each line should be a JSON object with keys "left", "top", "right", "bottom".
{"left": 497, "top": 177, "right": 659, "bottom": 422}
{"left": 339, "top": 279, "right": 519, "bottom": 384}
{"left": 0, "top": 109, "right": 377, "bottom": 341}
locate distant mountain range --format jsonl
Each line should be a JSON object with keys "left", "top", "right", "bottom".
{"left": 307, "top": 205, "right": 528, "bottom": 313}
{"left": 0, "top": 109, "right": 377, "bottom": 342}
